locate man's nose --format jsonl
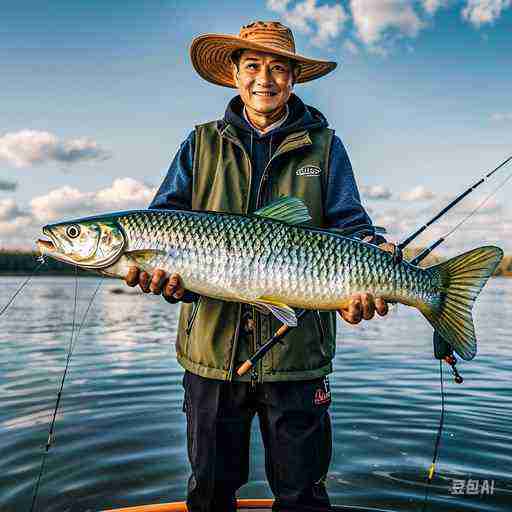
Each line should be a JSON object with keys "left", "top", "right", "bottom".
{"left": 255, "top": 66, "right": 273, "bottom": 85}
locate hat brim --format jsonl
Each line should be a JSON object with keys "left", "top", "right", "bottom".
{"left": 190, "top": 34, "right": 337, "bottom": 88}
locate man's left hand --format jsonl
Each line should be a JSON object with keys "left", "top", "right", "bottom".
{"left": 337, "top": 240, "right": 396, "bottom": 325}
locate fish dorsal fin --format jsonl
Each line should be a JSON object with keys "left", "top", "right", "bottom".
{"left": 251, "top": 297, "right": 298, "bottom": 327}
{"left": 254, "top": 196, "right": 311, "bottom": 225}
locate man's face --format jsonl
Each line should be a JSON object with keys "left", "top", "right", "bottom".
{"left": 233, "top": 50, "right": 295, "bottom": 115}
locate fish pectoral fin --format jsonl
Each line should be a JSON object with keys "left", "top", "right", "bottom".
{"left": 251, "top": 297, "right": 298, "bottom": 327}
{"left": 253, "top": 196, "right": 311, "bottom": 225}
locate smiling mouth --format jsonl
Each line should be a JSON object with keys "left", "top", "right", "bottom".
{"left": 253, "top": 91, "right": 277, "bottom": 96}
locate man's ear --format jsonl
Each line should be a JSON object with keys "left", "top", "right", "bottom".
{"left": 292, "top": 64, "right": 301, "bottom": 85}
{"left": 232, "top": 63, "right": 240, "bottom": 87}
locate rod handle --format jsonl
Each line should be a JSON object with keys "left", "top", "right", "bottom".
{"left": 236, "top": 360, "right": 253, "bottom": 376}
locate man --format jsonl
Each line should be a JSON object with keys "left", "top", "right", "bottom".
{"left": 126, "top": 21, "right": 393, "bottom": 512}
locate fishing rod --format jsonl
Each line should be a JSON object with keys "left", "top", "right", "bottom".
{"left": 237, "top": 154, "right": 512, "bottom": 376}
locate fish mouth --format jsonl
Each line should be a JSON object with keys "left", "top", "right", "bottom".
{"left": 37, "top": 226, "right": 57, "bottom": 255}
{"left": 36, "top": 238, "right": 56, "bottom": 253}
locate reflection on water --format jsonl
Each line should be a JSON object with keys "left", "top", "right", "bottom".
{"left": 1, "top": 276, "right": 511, "bottom": 511}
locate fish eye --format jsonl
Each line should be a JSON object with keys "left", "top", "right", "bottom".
{"left": 66, "top": 225, "right": 81, "bottom": 239}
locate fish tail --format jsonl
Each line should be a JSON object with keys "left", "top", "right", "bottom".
{"left": 419, "top": 246, "right": 503, "bottom": 360}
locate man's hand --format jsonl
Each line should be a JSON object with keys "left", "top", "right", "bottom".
{"left": 338, "top": 292, "right": 388, "bottom": 324}
{"left": 125, "top": 267, "right": 187, "bottom": 303}
{"left": 338, "top": 239, "right": 396, "bottom": 325}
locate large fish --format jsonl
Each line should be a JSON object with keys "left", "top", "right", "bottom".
{"left": 37, "top": 197, "right": 502, "bottom": 361}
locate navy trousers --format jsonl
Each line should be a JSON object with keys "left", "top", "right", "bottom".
{"left": 183, "top": 370, "right": 332, "bottom": 512}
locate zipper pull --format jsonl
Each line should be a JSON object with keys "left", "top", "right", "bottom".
{"left": 251, "top": 369, "right": 258, "bottom": 390}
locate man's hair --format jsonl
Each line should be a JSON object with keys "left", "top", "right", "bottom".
{"left": 230, "top": 49, "right": 301, "bottom": 83}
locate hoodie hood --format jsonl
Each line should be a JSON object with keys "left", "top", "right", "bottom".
{"left": 223, "top": 93, "right": 328, "bottom": 139}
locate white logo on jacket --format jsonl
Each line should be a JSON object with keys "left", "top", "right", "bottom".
{"left": 296, "top": 165, "right": 322, "bottom": 176}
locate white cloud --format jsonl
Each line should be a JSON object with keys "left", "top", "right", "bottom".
{"left": 267, "top": 0, "right": 292, "bottom": 13}
{"left": 0, "top": 130, "right": 111, "bottom": 169}
{"left": 349, "top": 0, "right": 424, "bottom": 48}
{"left": 422, "top": 0, "right": 448, "bottom": 14}
{"left": 400, "top": 185, "right": 435, "bottom": 201}
{"left": 462, "top": 0, "right": 512, "bottom": 26}
{"left": 0, "top": 198, "right": 26, "bottom": 222}
{"left": 491, "top": 112, "right": 512, "bottom": 121}
{"left": 267, "top": 0, "right": 349, "bottom": 46}
{"left": 361, "top": 184, "right": 393, "bottom": 199}
{"left": 30, "top": 178, "right": 156, "bottom": 223}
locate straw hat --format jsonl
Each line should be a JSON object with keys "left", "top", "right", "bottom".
{"left": 190, "top": 21, "right": 337, "bottom": 88}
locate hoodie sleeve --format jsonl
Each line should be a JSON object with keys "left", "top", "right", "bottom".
{"left": 325, "top": 135, "right": 386, "bottom": 245}
{"left": 149, "top": 131, "right": 194, "bottom": 211}
{"left": 148, "top": 131, "right": 198, "bottom": 303}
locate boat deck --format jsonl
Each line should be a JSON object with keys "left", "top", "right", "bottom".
{"left": 102, "top": 499, "right": 394, "bottom": 512}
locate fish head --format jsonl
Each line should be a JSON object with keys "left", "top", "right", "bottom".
{"left": 37, "top": 217, "right": 126, "bottom": 269}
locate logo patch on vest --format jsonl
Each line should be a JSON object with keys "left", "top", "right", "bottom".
{"left": 296, "top": 165, "right": 322, "bottom": 177}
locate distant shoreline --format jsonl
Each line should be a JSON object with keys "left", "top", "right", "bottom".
{"left": 1, "top": 250, "right": 511, "bottom": 276}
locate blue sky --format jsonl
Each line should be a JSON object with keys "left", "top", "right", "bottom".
{"left": 1, "top": 0, "right": 511, "bottom": 253}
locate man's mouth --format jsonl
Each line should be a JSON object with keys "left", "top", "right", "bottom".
{"left": 253, "top": 91, "right": 277, "bottom": 97}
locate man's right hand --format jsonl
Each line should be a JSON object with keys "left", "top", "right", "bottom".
{"left": 125, "top": 267, "right": 186, "bottom": 303}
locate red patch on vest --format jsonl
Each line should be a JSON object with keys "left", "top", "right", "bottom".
{"left": 314, "top": 388, "right": 331, "bottom": 405}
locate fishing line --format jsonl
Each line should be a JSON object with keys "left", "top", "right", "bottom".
{"left": 411, "top": 165, "right": 512, "bottom": 265}
{"left": 399, "top": 154, "right": 512, "bottom": 251}
{"left": 420, "top": 360, "right": 446, "bottom": 512}
{"left": 29, "top": 272, "right": 104, "bottom": 512}
{"left": 0, "top": 261, "right": 44, "bottom": 318}
{"left": 442, "top": 167, "right": 512, "bottom": 241}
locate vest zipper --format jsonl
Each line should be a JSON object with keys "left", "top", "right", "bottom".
{"left": 185, "top": 297, "right": 202, "bottom": 336}
{"left": 314, "top": 310, "right": 325, "bottom": 347}
{"left": 252, "top": 132, "right": 311, "bottom": 383}
{"left": 221, "top": 126, "right": 311, "bottom": 382}
{"left": 221, "top": 127, "right": 253, "bottom": 381}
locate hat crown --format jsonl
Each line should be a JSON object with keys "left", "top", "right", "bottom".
{"left": 238, "top": 21, "right": 296, "bottom": 54}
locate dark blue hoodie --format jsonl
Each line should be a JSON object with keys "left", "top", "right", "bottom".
{"left": 150, "top": 94, "right": 381, "bottom": 240}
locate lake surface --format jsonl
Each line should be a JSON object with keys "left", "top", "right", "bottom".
{"left": 1, "top": 276, "right": 511, "bottom": 512}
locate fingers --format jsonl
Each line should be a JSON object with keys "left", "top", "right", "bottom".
{"left": 139, "top": 271, "right": 151, "bottom": 293}
{"left": 163, "top": 273, "right": 185, "bottom": 302}
{"left": 378, "top": 242, "right": 396, "bottom": 254}
{"left": 375, "top": 297, "right": 389, "bottom": 317}
{"left": 150, "top": 269, "right": 167, "bottom": 295}
{"left": 361, "top": 293, "right": 375, "bottom": 320}
{"left": 338, "top": 293, "right": 388, "bottom": 324}
{"left": 125, "top": 266, "right": 140, "bottom": 287}
{"left": 338, "top": 294, "right": 362, "bottom": 324}
{"left": 126, "top": 267, "right": 187, "bottom": 302}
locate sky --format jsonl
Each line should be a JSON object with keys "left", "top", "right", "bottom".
{"left": 1, "top": 0, "right": 511, "bottom": 254}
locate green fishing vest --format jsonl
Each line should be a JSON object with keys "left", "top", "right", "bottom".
{"left": 176, "top": 120, "right": 337, "bottom": 381}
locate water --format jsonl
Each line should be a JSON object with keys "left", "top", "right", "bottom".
{"left": 1, "top": 276, "right": 511, "bottom": 512}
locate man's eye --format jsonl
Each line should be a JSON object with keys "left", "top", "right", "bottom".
{"left": 246, "top": 63, "right": 258, "bottom": 70}
{"left": 273, "top": 66, "right": 286, "bottom": 72}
